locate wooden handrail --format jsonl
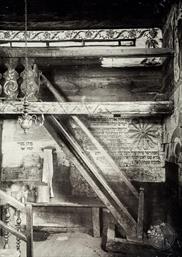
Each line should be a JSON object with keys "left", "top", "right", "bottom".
{"left": 0, "top": 189, "right": 25, "bottom": 212}
{"left": 26, "top": 203, "right": 34, "bottom": 257}
{"left": 0, "top": 220, "right": 27, "bottom": 242}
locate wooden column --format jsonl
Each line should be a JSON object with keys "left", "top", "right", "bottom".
{"left": 26, "top": 203, "right": 33, "bottom": 257}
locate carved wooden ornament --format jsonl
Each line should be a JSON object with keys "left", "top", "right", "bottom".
{"left": 20, "top": 64, "right": 39, "bottom": 101}
{"left": 3, "top": 66, "right": 19, "bottom": 99}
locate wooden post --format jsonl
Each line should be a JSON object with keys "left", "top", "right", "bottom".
{"left": 92, "top": 207, "right": 100, "bottom": 238}
{"left": 26, "top": 203, "right": 33, "bottom": 257}
{"left": 137, "top": 187, "right": 144, "bottom": 241}
{"left": 101, "top": 208, "right": 116, "bottom": 251}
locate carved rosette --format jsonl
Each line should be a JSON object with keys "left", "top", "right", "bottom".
{"left": 20, "top": 64, "right": 40, "bottom": 101}
{"left": 3, "top": 66, "right": 19, "bottom": 99}
{"left": 129, "top": 119, "right": 159, "bottom": 150}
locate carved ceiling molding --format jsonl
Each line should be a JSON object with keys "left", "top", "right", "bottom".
{"left": 0, "top": 28, "right": 161, "bottom": 43}
{"left": 0, "top": 101, "right": 173, "bottom": 115}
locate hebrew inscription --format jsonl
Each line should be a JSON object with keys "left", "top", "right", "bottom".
{"left": 72, "top": 117, "right": 165, "bottom": 182}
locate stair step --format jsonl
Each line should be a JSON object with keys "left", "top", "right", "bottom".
{"left": 0, "top": 249, "right": 19, "bottom": 257}
{"left": 105, "top": 237, "right": 156, "bottom": 254}
{"left": 102, "top": 219, "right": 155, "bottom": 254}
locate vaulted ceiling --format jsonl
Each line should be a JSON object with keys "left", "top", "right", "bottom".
{"left": 0, "top": 0, "right": 174, "bottom": 29}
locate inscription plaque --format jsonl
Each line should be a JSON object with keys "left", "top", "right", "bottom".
{"left": 72, "top": 117, "right": 165, "bottom": 182}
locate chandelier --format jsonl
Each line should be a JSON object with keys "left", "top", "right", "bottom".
{"left": 18, "top": 0, "right": 44, "bottom": 133}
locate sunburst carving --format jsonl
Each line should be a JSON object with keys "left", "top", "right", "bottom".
{"left": 129, "top": 120, "right": 159, "bottom": 150}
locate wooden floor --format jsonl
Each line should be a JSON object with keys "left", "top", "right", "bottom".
{"left": 1, "top": 232, "right": 180, "bottom": 257}
{"left": 0, "top": 233, "right": 124, "bottom": 257}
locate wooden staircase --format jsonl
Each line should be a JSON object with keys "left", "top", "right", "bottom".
{"left": 41, "top": 74, "right": 146, "bottom": 241}
{"left": 45, "top": 115, "right": 138, "bottom": 239}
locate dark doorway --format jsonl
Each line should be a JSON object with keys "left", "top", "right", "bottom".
{"left": 165, "top": 162, "right": 180, "bottom": 231}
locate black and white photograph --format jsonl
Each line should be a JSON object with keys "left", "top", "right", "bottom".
{"left": 0, "top": 0, "right": 181, "bottom": 256}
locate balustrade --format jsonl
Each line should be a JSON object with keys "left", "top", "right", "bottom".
{"left": 0, "top": 190, "right": 33, "bottom": 257}
{"left": 3, "top": 204, "right": 10, "bottom": 249}
{"left": 0, "top": 59, "right": 39, "bottom": 101}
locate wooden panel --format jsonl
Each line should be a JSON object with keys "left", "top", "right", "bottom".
{"left": 51, "top": 65, "right": 163, "bottom": 102}
{"left": 0, "top": 47, "right": 173, "bottom": 58}
{"left": 33, "top": 206, "right": 93, "bottom": 234}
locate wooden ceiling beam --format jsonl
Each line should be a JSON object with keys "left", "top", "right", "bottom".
{"left": 0, "top": 101, "right": 173, "bottom": 116}
{"left": 0, "top": 47, "right": 173, "bottom": 58}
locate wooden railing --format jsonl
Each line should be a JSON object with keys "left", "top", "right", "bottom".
{"left": 0, "top": 189, "right": 33, "bottom": 257}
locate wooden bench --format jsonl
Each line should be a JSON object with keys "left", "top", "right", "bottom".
{"left": 31, "top": 198, "right": 105, "bottom": 238}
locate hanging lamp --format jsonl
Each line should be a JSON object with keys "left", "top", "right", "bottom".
{"left": 18, "top": 0, "right": 44, "bottom": 133}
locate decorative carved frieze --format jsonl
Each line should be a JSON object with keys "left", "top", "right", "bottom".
{"left": 0, "top": 28, "right": 162, "bottom": 46}
{"left": 0, "top": 101, "right": 173, "bottom": 115}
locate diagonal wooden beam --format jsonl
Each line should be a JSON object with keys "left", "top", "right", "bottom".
{"left": 41, "top": 74, "right": 139, "bottom": 199}
{"left": 45, "top": 115, "right": 137, "bottom": 239}
{"left": 0, "top": 47, "right": 173, "bottom": 58}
